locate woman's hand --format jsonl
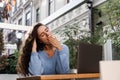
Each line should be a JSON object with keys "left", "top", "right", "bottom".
{"left": 32, "top": 38, "right": 37, "bottom": 52}
{"left": 48, "top": 35, "right": 62, "bottom": 50}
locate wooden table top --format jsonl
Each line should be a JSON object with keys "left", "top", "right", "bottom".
{"left": 17, "top": 73, "right": 100, "bottom": 80}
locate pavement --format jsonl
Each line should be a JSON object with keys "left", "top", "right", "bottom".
{"left": 0, "top": 74, "right": 19, "bottom": 80}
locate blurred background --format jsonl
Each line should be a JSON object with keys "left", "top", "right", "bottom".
{"left": 0, "top": 0, "right": 120, "bottom": 80}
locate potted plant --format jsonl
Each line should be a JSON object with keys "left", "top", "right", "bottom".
{"left": 5, "top": 50, "right": 19, "bottom": 74}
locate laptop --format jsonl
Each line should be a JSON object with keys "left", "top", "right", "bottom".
{"left": 77, "top": 43, "right": 102, "bottom": 73}
{"left": 100, "top": 60, "right": 120, "bottom": 80}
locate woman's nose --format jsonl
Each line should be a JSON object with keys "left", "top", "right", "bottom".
{"left": 45, "top": 32, "right": 50, "bottom": 37}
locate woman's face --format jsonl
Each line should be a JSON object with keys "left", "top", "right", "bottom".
{"left": 37, "top": 25, "right": 52, "bottom": 44}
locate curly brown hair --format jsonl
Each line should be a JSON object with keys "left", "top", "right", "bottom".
{"left": 16, "top": 23, "right": 45, "bottom": 76}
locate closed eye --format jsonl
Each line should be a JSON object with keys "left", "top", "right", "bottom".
{"left": 39, "top": 27, "right": 49, "bottom": 37}
{"left": 40, "top": 33, "right": 45, "bottom": 37}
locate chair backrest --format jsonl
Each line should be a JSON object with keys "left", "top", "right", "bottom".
{"left": 100, "top": 60, "right": 120, "bottom": 80}
{"left": 77, "top": 43, "right": 102, "bottom": 73}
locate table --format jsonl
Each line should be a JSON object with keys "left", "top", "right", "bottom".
{"left": 17, "top": 73, "right": 99, "bottom": 80}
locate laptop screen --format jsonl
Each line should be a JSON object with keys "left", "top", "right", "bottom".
{"left": 77, "top": 43, "right": 102, "bottom": 73}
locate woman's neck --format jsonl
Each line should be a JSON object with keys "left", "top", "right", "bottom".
{"left": 44, "top": 44, "right": 56, "bottom": 58}
{"left": 44, "top": 44, "right": 54, "bottom": 50}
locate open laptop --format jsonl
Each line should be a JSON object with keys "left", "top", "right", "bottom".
{"left": 77, "top": 43, "right": 102, "bottom": 73}
{"left": 100, "top": 61, "right": 120, "bottom": 80}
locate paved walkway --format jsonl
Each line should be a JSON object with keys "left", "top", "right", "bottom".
{"left": 0, "top": 74, "right": 19, "bottom": 80}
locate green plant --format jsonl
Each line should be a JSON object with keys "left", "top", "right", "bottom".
{"left": 64, "top": 39, "right": 79, "bottom": 69}
{"left": 0, "top": 55, "right": 9, "bottom": 72}
{"left": 5, "top": 50, "right": 19, "bottom": 74}
{"left": 57, "top": 23, "right": 104, "bottom": 69}
{"left": 0, "top": 31, "right": 4, "bottom": 55}
{"left": 56, "top": 23, "right": 79, "bottom": 68}
{"left": 98, "top": 0, "right": 120, "bottom": 59}
{"left": 0, "top": 31, "right": 6, "bottom": 73}
{"left": 56, "top": 0, "right": 120, "bottom": 68}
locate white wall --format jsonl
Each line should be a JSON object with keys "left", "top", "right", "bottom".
{"left": 55, "top": 0, "right": 66, "bottom": 11}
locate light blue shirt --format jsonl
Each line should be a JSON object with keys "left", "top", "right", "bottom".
{"left": 29, "top": 44, "right": 69, "bottom": 75}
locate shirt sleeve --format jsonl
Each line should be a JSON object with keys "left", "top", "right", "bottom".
{"left": 28, "top": 52, "right": 44, "bottom": 75}
{"left": 56, "top": 44, "right": 70, "bottom": 74}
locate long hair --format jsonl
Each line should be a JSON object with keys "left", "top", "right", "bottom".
{"left": 16, "top": 23, "right": 45, "bottom": 76}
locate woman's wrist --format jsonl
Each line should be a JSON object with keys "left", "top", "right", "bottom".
{"left": 32, "top": 48, "right": 37, "bottom": 52}
{"left": 57, "top": 45, "right": 62, "bottom": 51}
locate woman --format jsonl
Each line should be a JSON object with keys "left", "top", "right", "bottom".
{"left": 16, "top": 23, "right": 69, "bottom": 76}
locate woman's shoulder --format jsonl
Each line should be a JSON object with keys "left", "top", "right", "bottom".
{"left": 61, "top": 44, "right": 69, "bottom": 50}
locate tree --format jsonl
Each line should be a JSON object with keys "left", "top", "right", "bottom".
{"left": 0, "top": 55, "right": 8, "bottom": 73}
{"left": 0, "top": 31, "right": 7, "bottom": 72}
{"left": 56, "top": 0, "right": 120, "bottom": 68}
{"left": 98, "top": 0, "right": 120, "bottom": 59}
{"left": 0, "top": 0, "right": 16, "bottom": 20}
{"left": 0, "top": 30, "right": 4, "bottom": 55}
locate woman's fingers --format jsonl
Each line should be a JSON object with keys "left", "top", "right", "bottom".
{"left": 48, "top": 36, "right": 57, "bottom": 44}
{"left": 48, "top": 36, "right": 62, "bottom": 50}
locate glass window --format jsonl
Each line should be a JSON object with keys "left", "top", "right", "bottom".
{"left": 48, "top": 0, "right": 54, "bottom": 15}
{"left": 18, "top": 18, "right": 22, "bottom": 25}
{"left": 26, "top": 11, "right": 31, "bottom": 26}
{"left": 13, "top": 2, "right": 17, "bottom": 13}
{"left": 20, "top": 0, "right": 22, "bottom": 5}
{"left": 67, "top": 0, "right": 70, "bottom": 3}
{"left": 67, "top": 0, "right": 74, "bottom": 3}
{"left": 36, "top": 8, "right": 40, "bottom": 22}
